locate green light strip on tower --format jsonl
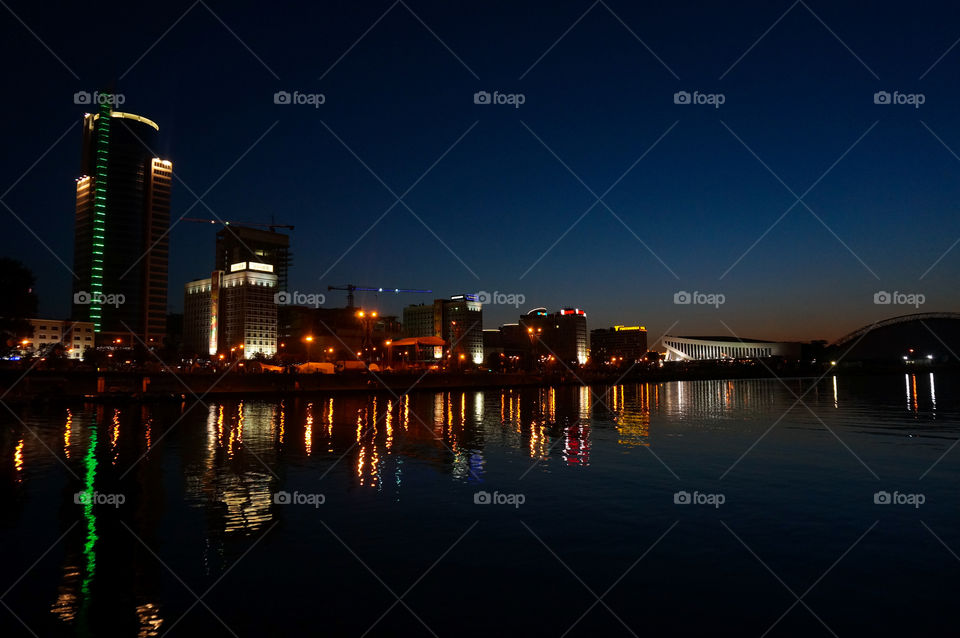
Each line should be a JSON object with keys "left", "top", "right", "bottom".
{"left": 90, "top": 100, "right": 111, "bottom": 331}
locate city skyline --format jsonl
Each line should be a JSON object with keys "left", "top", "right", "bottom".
{"left": 5, "top": 5, "right": 960, "bottom": 637}
{"left": 2, "top": 1, "right": 959, "bottom": 344}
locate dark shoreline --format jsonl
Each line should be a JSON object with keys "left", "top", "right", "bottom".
{"left": 1, "top": 363, "right": 954, "bottom": 405}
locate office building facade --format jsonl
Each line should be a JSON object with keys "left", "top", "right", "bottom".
{"left": 23, "top": 319, "right": 96, "bottom": 360}
{"left": 402, "top": 295, "right": 483, "bottom": 363}
{"left": 518, "top": 307, "right": 588, "bottom": 365}
{"left": 72, "top": 98, "right": 171, "bottom": 345}
{"left": 183, "top": 278, "right": 213, "bottom": 357}
{"left": 183, "top": 262, "right": 278, "bottom": 359}
{"left": 591, "top": 325, "right": 648, "bottom": 363}
{"left": 216, "top": 226, "right": 291, "bottom": 293}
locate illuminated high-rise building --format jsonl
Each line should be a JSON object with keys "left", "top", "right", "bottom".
{"left": 183, "top": 262, "right": 278, "bottom": 359}
{"left": 215, "top": 226, "right": 290, "bottom": 292}
{"left": 71, "top": 97, "right": 172, "bottom": 345}
{"left": 215, "top": 225, "right": 292, "bottom": 342}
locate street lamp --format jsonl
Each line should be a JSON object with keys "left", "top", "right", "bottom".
{"left": 526, "top": 325, "right": 542, "bottom": 371}
{"left": 305, "top": 336, "right": 314, "bottom": 361}
{"left": 356, "top": 311, "right": 379, "bottom": 361}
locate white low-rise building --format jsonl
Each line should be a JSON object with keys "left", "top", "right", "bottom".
{"left": 662, "top": 335, "right": 800, "bottom": 361}
{"left": 25, "top": 319, "right": 96, "bottom": 359}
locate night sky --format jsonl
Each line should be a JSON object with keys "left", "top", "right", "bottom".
{"left": 2, "top": 0, "right": 959, "bottom": 343}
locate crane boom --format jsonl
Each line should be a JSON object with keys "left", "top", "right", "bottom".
{"left": 327, "top": 284, "right": 432, "bottom": 308}
{"left": 182, "top": 217, "right": 295, "bottom": 231}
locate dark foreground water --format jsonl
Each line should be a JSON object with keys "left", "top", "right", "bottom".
{"left": 1, "top": 373, "right": 958, "bottom": 637}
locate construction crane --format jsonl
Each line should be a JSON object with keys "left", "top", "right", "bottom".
{"left": 182, "top": 217, "right": 295, "bottom": 232}
{"left": 327, "top": 284, "right": 432, "bottom": 309}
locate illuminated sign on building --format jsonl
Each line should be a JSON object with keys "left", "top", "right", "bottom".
{"left": 209, "top": 271, "right": 221, "bottom": 355}
{"left": 229, "top": 261, "right": 274, "bottom": 273}
{"left": 614, "top": 325, "right": 646, "bottom": 332}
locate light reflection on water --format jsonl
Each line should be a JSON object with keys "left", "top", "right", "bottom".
{"left": 1, "top": 374, "right": 957, "bottom": 636}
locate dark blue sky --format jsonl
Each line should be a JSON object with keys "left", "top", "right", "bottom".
{"left": 2, "top": 0, "right": 959, "bottom": 343}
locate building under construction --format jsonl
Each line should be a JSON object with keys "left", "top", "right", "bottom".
{"left": 215, "top": 225, "right": 292, "bottom": 292}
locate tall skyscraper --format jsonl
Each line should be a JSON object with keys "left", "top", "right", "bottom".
{"left": 71, "top": 98, "right": 171, "bottom": 345}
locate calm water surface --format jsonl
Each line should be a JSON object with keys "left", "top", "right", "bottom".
{"left": 1, "top": 373, "right": 958, "bottom": 637}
